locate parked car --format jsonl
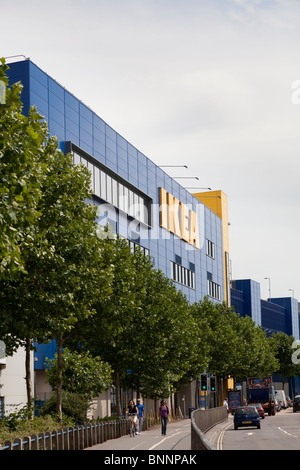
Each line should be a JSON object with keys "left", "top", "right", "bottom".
{"left": 234, "top": 406, "right": 261, "bottom": 430}
{"left": 249, "top": 403, "right": 265, "bottom": 419}
{"left": 286, "top": 396, "right": 292, "bottom": 407}
{"left": 293, "top": 396, "right": 300, "bottom": 413}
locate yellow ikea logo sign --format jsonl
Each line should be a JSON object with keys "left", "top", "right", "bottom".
{"left": 159, "top": 188, "right": 200, "bottom": 249}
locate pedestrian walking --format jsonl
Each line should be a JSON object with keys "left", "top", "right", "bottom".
{"left": 223, "top": 398, "right": 229, "bottom": 418}
{"left": 159, "top": 399, "right": 169, "bottom": 435}
{"left": 136, "top": 398, "right": 145, "bottom": 434}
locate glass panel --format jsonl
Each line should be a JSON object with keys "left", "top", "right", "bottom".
{"left": 100, "top": 170, "right": 106, "bottom": 200}
{"left": 70, "top": 148, "right": 151, "bottom": 224}
{"left": 112, "top": 178, "right": 118, "bottom": 207}
{"left": 123, "top": 186, "right": 128, "bottom": 213}
{"left": 94, "top": 167, "right": 100, "bottom": 197}
{"left": 177, "top": 265, "right": 181, "bottom": 284}
{"left": 139, "top": 197, "right": 144, "bottom": 223}
{"left": 106, "top": 175, "right": 112, "bottom": 203}
{"left": 143, "top": 201, "right": 149, "bottom": 225}
{"left": 74, "top": 152, "right": 81, "bottom": 166}
{"left": 129, "top": 190, "right": 134, "bottom": 216}
{"left": 133, "top": 193, "right": 139, "bottom": 219}
{"left": 136, "top": 196, "right": 142, "bottom": 222}
{"left": 88, "top": 161, "right": 94, "bottom": 192}
{"left": 174, "top": 263, "right": 178, "bottom": 282}
{"left": 119, "top": 183, "right": 124, "bottom": 211}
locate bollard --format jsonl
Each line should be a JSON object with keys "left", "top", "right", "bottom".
{"left": 13, "top": 438, "right": 22, "bottom": 450}
{"left": 38, "top": 432, "right": 45, "bottom": 450}
{"left": 31, "top": 434, "right": 38, "bottom": 450}
{"left": 57, "top": 429, "right": 64, "bottom": 450}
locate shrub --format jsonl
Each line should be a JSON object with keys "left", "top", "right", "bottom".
{"left": 0, "top": 414, "right": 62, "bottom": 447}
{"left": 39, "top": 391, "right": 91, "bottom": 423}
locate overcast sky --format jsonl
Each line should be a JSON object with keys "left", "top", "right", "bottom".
{"left": 2, "top": 0, "right": 300, "bottom": 301}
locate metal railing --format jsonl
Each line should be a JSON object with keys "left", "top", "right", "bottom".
{"left": 191, "top": 407, "right": 227, "bottom": 450}
{"left": 0, "top": 418, "right": 132, "bottom": 450}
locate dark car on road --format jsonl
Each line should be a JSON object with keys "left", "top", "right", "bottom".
{"left": 249, "top": 403, "right": 265, "bottom": 419}
{"left": 293, "top": 396, "right": 300, "bottom": 413}
{"left": 234, "top": 406, "right": 261, "bottom": 430}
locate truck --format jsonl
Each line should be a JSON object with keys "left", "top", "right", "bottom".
{"left": 228, "top": 389, "right": 242, "bottom": 414}
{"left": 247, "top": 376, "right": 276, "bottom": 416}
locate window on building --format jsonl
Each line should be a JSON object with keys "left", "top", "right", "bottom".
{"left": 206, "top": 239, "right": 215, "bottom": 259}
{"left": 71, "top": 145, "right": 151, "bottom": 226}
{"left": 128, "top": 240, "right": 150, "bottom": 258}
{"left": 171, "top": 261, "right": 195, "bottom": 289}
{"left": 208, "top": 279, "right": 221, "bottom": 300}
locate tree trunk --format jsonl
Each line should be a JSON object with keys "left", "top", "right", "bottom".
{"left": 56, "top": 335, "right": 64, "bottom": 424}
{"left": 25, "top": 337, "right": 34, "bottom": 419}
{"left": 114, "top": 369, "right": 122, "bottom": 417}
{"left": 154, "top": 394, "right": 158, "bottom": 420}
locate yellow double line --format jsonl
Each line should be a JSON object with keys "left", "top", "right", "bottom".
{"left": 216, "top": 420, "right": 233, "bottom": 450}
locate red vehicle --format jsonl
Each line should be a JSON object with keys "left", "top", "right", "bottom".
{"left": 249, "top": 402, "right": 265, "bottom": 419}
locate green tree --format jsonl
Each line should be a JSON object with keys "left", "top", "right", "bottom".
{"left": 191, "top": 298, "right": 278, "bottom": 381}
{"left": 231, "top": 314, "right": 278, "bottom": 380}
{"left": 0, "top": 59, "right": 45, "bottom": 279}
{"left": 67, "top": 236, "right": 142, "bottom": 415}
{"left": 269, "top": 332, "right": 300, "bottom": 387}
{"left": 66, "top": 238, "right": 205, "bottom": 415}
{"left": 45, "top": 349, "right": 113, "bottom": 401}
{"left": 18, "top": 144, "right": 112, "bottom": 422}
{"left": 123, "top": 265, "right": 209, "bottom": 402}
{"left": 0, "top": 63, "right": 113, "bottom": 420}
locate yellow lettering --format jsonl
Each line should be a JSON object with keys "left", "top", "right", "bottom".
{"left": 159, "top": 188, "right": 168, "bottom": 229}
{"left": 189, "top": 210, "right": 200, "bottom": 249}
{"left": 180, "top": 202, "right": 190, "bottom": 242}
{"left": 172, "top": 196, "right": 181, "bottom": 237}
{"left": 159, "top": 187, "right": 199, "bottom": 249}
{"left": 167, "top": 192, "right": 174, "bottom": 233}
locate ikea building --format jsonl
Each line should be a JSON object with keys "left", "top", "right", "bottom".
{"left": 1, "top": 58, "right": 299, "bottom": 416}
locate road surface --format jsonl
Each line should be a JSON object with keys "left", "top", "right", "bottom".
{"left": 219, "top": 407, "right": 300, "bottom": 450}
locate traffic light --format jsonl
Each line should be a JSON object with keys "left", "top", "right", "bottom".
{"left": 200, "top": 374, "right": 207, "bottom": 391}
{"left": 210, "top": 376, "right": 216, "bottom": 392}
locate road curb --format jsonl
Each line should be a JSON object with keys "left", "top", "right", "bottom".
{"left": 204, "top": 415, "right": 233, "bottom": 450}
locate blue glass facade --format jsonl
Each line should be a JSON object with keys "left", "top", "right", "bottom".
{"left": 7, "top": 59, "right": 227, "bottom": 370}
{"left": 269, "top": 297, "right": 300, "bottom": 340}
{"left": 231, "top": 279, "right": 262, "bottom": 326}
{"left": 231, "top": 280, "right": 299, "bottom": 341}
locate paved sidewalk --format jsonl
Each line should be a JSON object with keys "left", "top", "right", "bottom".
{"left": 85, "top": 419, "right": 191, "bottom": 451}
